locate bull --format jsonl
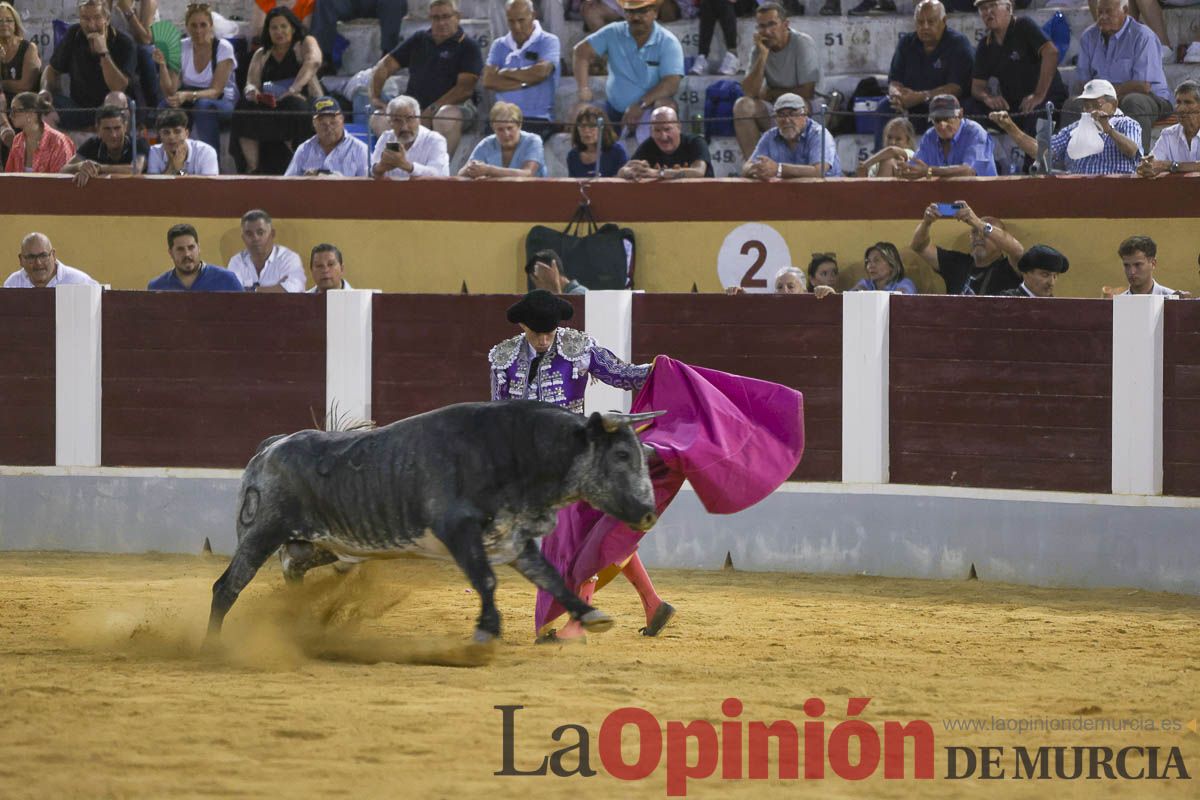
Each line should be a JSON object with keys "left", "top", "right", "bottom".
{"left": 206, "top": 401, "right": 662, "bottom": 645}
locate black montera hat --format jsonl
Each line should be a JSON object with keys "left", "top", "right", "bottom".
{"left": 1017, "top": 245, "right": 1070, "bottom": 274}
{"left": 506, "top": 289, "right": 574, "bottom": 333}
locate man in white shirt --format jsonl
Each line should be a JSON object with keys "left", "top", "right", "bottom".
{"left": 226, "top": 209, "right": 306, "bottom": 293}
{"left": 4, "top": 232, "right": 98, "bottom": 288}
{"left": 370, "top": 95, "right": 450, "bottom": 179}
{"left": 1118, "top": 235, "right": 1183, "bottom": 296}
{"left": 1138, "top": 79, "right": 1200, "bottom": 177}
{"left": 306, "top": 243, "right": 353, "bottom": 293}
{"left": 146, "top": 108, "right": 219, "bottom": 175}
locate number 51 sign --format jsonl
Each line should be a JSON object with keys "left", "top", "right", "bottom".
{"left": 716, "top": 223, "right": 793, "bottom": 292}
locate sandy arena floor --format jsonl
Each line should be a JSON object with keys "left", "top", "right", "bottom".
{"left": 0, "top": 551, "right": 1197, "bottom": 799}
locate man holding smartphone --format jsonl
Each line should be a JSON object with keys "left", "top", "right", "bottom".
{"left": 909, "top": 200, "right": 1025, "bottom": 295}
{"left": 370, "top": 95, "right": 450, "bottom": 179}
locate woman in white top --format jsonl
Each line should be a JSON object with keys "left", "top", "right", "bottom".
{"left": 152, "top": 3, "right": 236, "bottom": 153}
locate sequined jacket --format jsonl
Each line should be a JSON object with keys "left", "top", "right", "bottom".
{"left": 488, "top": 328, "right": 651, "bottom": 414}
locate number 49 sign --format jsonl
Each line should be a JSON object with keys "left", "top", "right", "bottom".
{"left": 716, "top": 223, "right": 793, "bottom": 292}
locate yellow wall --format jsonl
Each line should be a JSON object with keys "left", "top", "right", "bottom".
{"left": 5, "top": 214, "right": 1197, "bottom": 297}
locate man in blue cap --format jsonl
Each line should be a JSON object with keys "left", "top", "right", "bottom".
{"left": 284, "top": 95, "right": 370, "bottom": 177}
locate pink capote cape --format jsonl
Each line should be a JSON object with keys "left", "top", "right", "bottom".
{"left": 534, "top": 356, "right": 805, "bottom": 633}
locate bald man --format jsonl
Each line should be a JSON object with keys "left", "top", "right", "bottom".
{"left": 618, "top": 106, "right": 714, "bottom": 180}
{"left": 5, "top": 232, "right": 98, "bottom": 288}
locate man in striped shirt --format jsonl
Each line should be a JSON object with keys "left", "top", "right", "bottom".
{"left": 284, "top": 96, "right": 370, "bottom": 177}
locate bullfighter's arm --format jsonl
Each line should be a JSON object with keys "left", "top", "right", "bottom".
{"left": 589, "top": 345, "right": 651, "bottom": 392}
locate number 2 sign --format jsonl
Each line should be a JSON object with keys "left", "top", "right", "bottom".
{"left": 716, "top": 223, "right": 793, "bottom": 292}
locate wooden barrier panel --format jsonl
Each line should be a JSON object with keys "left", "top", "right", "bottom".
{"left": 1164, "top": 301, "right": 1200, "bottom": 498}
{"left": 0, "top": 290, "right": 54, "bottom": 465}
{"left": 890, "top": 296, "right": 1113, "bottom": 493}
{"left": 101, "top": 292, "right": 326, "bottom": 468}
{"left": 631, "top": 294, "right": 842, "bottom": 481}
{"left": 371, "top": 294, "right": 585, "bottom": 425}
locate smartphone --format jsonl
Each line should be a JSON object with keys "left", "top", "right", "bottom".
{"left": 935, "top": 202, "right": 962, "bottom": 217}
{"left": 386, "top": 141, "right": 400, "bottom": 152}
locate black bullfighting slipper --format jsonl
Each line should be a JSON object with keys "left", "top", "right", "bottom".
{"left": 535, "top": 630, "right": 587, "bottom": 645}
{"left": 639, "top": 602, "right": 676, "bottom": 637}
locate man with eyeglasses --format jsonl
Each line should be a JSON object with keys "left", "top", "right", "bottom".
{"left": 367, "top": 0, "right": 482, "bottom": 159}
{"left": 741, "top": 93, "right": 839, "bottom": 179}
{"left": 573, "top": 0, "right": 683, "bottom": 143}
{"left": 5, "top": 232, "right": 97, "bottom": 288}
{"left": 370, "top": 94, "right": 449, "bottom": 179}
{"left": 40, "top": 0, "right": 137, "bottom": 131}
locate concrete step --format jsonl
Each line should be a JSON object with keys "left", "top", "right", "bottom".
{"left": 707, "top": 135, "right": 744, "bottom": 177}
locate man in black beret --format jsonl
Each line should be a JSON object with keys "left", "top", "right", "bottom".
{"left": 1000, "top": 244, "right": 1070, "bottom": 297}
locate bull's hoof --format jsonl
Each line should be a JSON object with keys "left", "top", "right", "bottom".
{"left": 579, "top": 609, "right": 613, "bottom": 633}
{"left": 473, "top": 629, "right": 497, "bottom": 645}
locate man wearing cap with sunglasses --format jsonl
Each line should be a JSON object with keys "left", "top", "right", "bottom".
{"left": 900, "top": 93, "right": 997, "bottom": 178}
{"left": 284, "top": 95, "right": 370, "bottom": 177}
{"left": 991, "top": 79, "right": 1141, "bottom": 174}
{"left": 573, "top": 0, "right": 683, "bottom": 142}
{"left": 742, "top": 92, "right": 840, "bottom": 179}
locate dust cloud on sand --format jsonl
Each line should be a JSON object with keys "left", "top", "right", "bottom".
{"left": 1, "top": 552, "right": 1198, "bottom": 799}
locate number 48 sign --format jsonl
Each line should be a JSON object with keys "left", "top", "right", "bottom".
{"left": 716, "top": 223, "right": 793, "bottom": 292}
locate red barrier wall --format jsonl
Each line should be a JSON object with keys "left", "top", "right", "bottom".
{"left": 1164, "top": 301, "right": 1200, "bottom": 497}
{"left": 889, "top": 296, "right": 1113, "bottom": 493}
{"left": 632, "top": 294, "right": 842, "bottom": 481}
{"left": 101, "top": 292, "right": 325, "bottom": 468}
{"left": 0, "top": 290, "right": 54, "bottom": 465}
{"left": 371, "top": 294, "right": 584, "bottom": 425}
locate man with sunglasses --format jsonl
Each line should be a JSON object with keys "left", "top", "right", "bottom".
{"left": 573, "top": 0, "right": 683, "bottom": 142}
{"left": 5, "top": 233, "right": 97, "bottom": 288}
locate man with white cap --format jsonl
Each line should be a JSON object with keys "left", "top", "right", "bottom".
{"left": 900, "top": 93, "right": 997, "bottom": 178}
{"left": 741, "top": 93, "right": 840, "bottom": 179}
{"left": 991, "top": 79, "right": 1141, "bottom": 174}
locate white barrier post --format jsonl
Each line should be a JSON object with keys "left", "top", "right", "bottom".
{"left": 584, "top": 290, "right": 634, "bottom": 416}
{"left": 326, "top": 289, "right": 374, "bottom": 426}
{"left": 842, "top": 291, "right": 891, "bottom": 484}
{"left": 55, "top": 283, "right": 102, "bottom": 466}
{"left": 1112, "top": 293, "right": 1164, "bottom": 495}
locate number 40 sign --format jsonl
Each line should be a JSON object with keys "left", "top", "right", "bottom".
{"left": 716, "top": 223, "right": 793, "bottom": 292}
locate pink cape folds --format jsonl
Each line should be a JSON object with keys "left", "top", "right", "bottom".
{"left": 535, "top": 356, "right": 805, "bottom": 633}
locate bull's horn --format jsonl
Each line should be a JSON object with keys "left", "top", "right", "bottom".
{"left": 599, "top": 410, "right": 667, "bottom": 433}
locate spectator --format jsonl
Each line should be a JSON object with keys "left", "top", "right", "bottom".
{"left": 1000, "top": 244, "right": 1069, "bottom": 297}
{"left": 370, "top": 95, "right": 450, "bottom": 179}
{"left": 1071, "top": 0, "right": 1171, "bottom": 152}
{"left": 901, "top": 94, "right": 997, "bottom": 178}
{"left": 227, "top": 209, "right": 306, "bottom": 293}
{"left": 61, "top": 104, "right": 147, "bottom": 186}
{"left": 1087, "top": 0, "right": 1172, "bottom": 60}
{"left": 910, "top": 201, "right": 1024, "bottom": 295}
{"left": 4, "top": 92, "right": 75, "bottom": 173}
{"left": 39, "top": 0, "right": 136, "bottom": 131}
{"left": 690, "top": 0, "right": 755, "bottom": 77}
{"left": 1139, "top": 80, "right": 1200, "bottom": 176}
{"left": 618, "top": 106, "right": 713, "bottom": 180}
{"left": 368, "top": 0, "right": 482, "bottom": 160}
{"left": 232, "top": 6, "right": 323, "bottom": 175}
{"left": 734, "top": 3, "right": 819, "bottom": 160}
{"left": 851, "top": 242, "right": 918, "bottom": 293}
{"left": 742, "top": 93, "right": 840, "bottom": 179}
{"left": 307, "top": 242, "right": 352, "bottom": 292}
{"left": 4, "top": 232, "right": 97, "bottom": 288}
{"left": 147, "top": 223, "right": 243, "bottom": 291}
{"left": 887, "top": 1, "right": 974, "bottom": 132}
{"left": 773, "top": 266, "right": 806, "bottom": 293}
{"left": 574, "top": 0, "right": 683, "bottom": 142}
{"left": 1117, "top": 235, "right": 1179, "bottom": 295}
{"left": 0, "top": 2, "right": 42, "bottom": 104}
{"left": 153, "top": 2, "right": 237, "bottom": 154}
{"left": 459, "top": 101, "right": 546, "bottom": 178}
{"left": 967, "top": 0, "right": 1066, "bottom": 136}
{"left": 146, "top": 108, "right": 218, "bottom": 175}
{"left": 105, "top": 0, "right": 161, "bottom": 108}
{"left": 311, "top": 0, "right": 405, "bottom": 71}
{"left": 526, "top": 249, "right": 586, "bottom": 294}
{"left": 483, "top": 0, "right": 560, "bottom": 139}
{"left": 285, "top": 95, "right": 370, "bottom": 176}
{"left": 808, "top": 253, "right": 839, "bottom": 293}
{"left": 567, "top": 105, "right": 628, "bottom": 177}
{"left": 992, "top": 80, "right": 1142, "bottom": 174}
{"left": 856, "top": 116, "right": 917, "bottom": 177}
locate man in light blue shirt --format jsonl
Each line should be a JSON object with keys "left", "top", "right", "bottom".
{"left": 903, "top": 93, "right": 996, "bottom": 178}
{"left": 1072, "top": 0, "right": 1172, "bottom": 151}
{"left": 572, "top": 0, "right": 683, "bottom": 141}
{"left": 483, "top": 0, "right": 560, "bottom": 139}
{"left": 284, "top": 96, "right": 370, "bottom": 177}
{"left": 743, "top": 93, "right": 840, "bottom": 179}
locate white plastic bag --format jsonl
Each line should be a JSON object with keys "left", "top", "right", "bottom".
{"left": 1067, "top": 112, "right": 1106, "bottom": 159}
